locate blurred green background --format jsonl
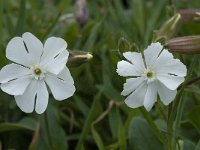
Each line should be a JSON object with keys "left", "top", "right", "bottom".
{"left": 1, "top": 0, "right": 200, "bottom": 150}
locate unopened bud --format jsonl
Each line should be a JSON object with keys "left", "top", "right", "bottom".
{"left": 179, "top": 9, "right": 200, "bottom": 22}
{"left": 75, "top": 0, "right": 89, "bottom": 27}
{"left": 166, "top": 36, "right": 200, "bottom": 54}
{"left": 118, "top": 37, "right": 130, "bottom": 52}
{"left": 155, "top": 13, "right": 181, "bottom": 42}
{"left": 67, "top": 50, "right": 93, "bottom": 67}
{"left": 130, "top": 43, "right": 139, "bottom": 52}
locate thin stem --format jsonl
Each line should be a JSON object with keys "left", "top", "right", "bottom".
{"left": 44, "top": 111, "right": 54, "bottom": 150}
{"left": 156, "top": 101, "right": 168, "bottom": 122}
{"left": 171, "top": 56, "right": 197, "bottom": 150}
{"left": 140, "top": 107, "right": 166, "bottom": 145}
{"left": 184, "top": 76, "right": 200, "bottom": 88}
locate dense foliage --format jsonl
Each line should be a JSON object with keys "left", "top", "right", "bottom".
{"left": 1, "top": 0, "right": 200, "bottom": 150}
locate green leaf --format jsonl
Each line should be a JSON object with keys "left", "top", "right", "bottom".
{"left": 128, "top": 117, "right": 165, "bottom": 150}
{"left": 75, "top": 91, "right": 102, "bottom": 150}
{"left": 41, "top": 12, "right": 61, "bottom": 41}
{"left": 183, "top": 140, "right": 196, "bottom": 150}
{"left": 91, "top": 125, "right": 104, "bottom": 150}
{"left": 0, "top": 0, "right": 3, "bottom": 47}
{"left": 0, "top": 117, "right": 36, "bottom": 132}
{"left": 188, "top": 106, "right": 200, "bottom": 134}
{"left": 131, "top": 0, "right": 145, "bottom": 38}
{"left": 15, "top": 0, "right": 26, "bottom": 36}
{"left": 117, "top": 109, "right": 126, "bottom": 150}
{"left": 37, "top": 104, "right": 68, "bottom": 150}
{"left": 195, "top": 139, "right": 200, "bottom": 150}
{"left": 74, "top": 95, "right": 90, "bottom": 117}
{"left": 83, "top": 20, "right": 102, "bottom": 52}
{"left": 108, "top": 107, "right": 119, "bottom": 139}
{"left": 97, "top": 47, "right": 123, "bottom": 100}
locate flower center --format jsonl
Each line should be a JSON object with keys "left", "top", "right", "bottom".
{"left": 144, "top": 70, "right": 156, "bottom": 83}
{"left": 32, "top": 66, "right": 46, "bottom": 80}
{"left": 146, "top": 71, "right": 154, "bottom": 78}
{"left": 34, "top": 68, "right": 42, "bottom": 75}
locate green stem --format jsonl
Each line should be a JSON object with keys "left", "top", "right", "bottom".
{"left": 44, "top": 111, "right": 54, "bottom": 150}
{"left": 140, "top": 107, "right": 166, "bottom": 145}
{"left": 170, "top": 56, "right": 197, "bottom": 150}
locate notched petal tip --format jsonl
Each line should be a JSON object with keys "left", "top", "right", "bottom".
{"left": 22, "top": 32, "right": 34, "bottom": 37}
{"left": 145, "top": 42, "right": 163, "bottom": 52}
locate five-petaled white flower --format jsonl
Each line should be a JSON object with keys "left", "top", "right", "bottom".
{"left": 0, "top": 32, "right": 75, "bottom": 114}
{"left": 116, "top": 42, "right": 187, "bottom": 111}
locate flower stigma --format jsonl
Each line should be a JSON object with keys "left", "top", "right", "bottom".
{"left": 34, "top": 68, "right": 42, "bottom": 75}
{"left": 144, "top": 70, "right": 155, "bottom": 83}
{"left": 32, "top": 66, "right": 46, "bottom": 80}
{"left": 146, "top": 71, "right": 154, "bottom": 78}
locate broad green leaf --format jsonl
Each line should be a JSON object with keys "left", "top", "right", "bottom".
{"left": 128, "top": 117, "right": 165, "bottom": 150}
{"left": 183, "top": 140, "right": 196, "bottom": 150}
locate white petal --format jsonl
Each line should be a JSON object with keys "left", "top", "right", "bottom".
{"left": 121, "top": 77, "right": 145, "bottom": 96}
{"left": 42, "top": 50, "right": 69, "bottom": 75}
{"left": 1, "top": 76, "right": 32, "bottom": 95}
{"left": 6, "top": 37, "right": 32, "bottom": 66}
{"left": 41, "top": 37, "right": 67, "bottom": 64}
{"left": 123, "top": 52, "right": 145, "bottom": 70}
{"left": 153, "top": 49, "right": 173, "bottom": 69}
{"left": 0, "top": 63, "right": 32, "bottom": 83}
{"left": 45, "top": 70, "right": 75, "bottom": 100}
{"left": 15, "top": 80, "right": 37, "bottom": 113}
{"left": 22, "top": 32, "right": 44, "bottom": 64}
{"left": 156, "top": 59, "right": 187, "bottom": 77}
{"left": 35, "top": 80, "right": 49, "bottom": 114}
{"left": 156, "top": 81, "right": 177, "bottom": 105}
{"left": 124, "top": 82, "right": 147, "bottom": 108}
{"left": 157, "top": 74, "right": 185, "bottom": 90}
{"left": 144, "top": 42, "right": 163, "bottom": 67}
{"left": 143, "top": 82, "right": 157, "bottom": 111}
{"left": 58, "top": 67, "right": 74, "bottom": 84}
{"left": 116, "top": 60, "right": 142, "bottom": 77}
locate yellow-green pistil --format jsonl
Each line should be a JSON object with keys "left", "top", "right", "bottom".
{"left": 34, "top": 68, "right": 42, "bottom": 75}
{"left": 146, "top": 71, "right": 153, "bottom": 78}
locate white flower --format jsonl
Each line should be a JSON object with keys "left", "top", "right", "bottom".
{"left": 116, "top": 42, "right": 187, "bottom": 111}
{"left": 0, "top": 32, "right": 75, "bottom": 114}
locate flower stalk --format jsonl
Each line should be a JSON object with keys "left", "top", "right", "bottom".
{"left": 170, "top": 55, "right": 197, "bottom": 150}
{"left": 44, "top": 111, "right": 54, "bottom": 150}
{"left": 140, "top": 107, "right": 166, "bottom": 145}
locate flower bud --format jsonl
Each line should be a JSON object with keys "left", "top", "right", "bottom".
{"left": 67, "top": 50, "right": 93, "bottom": 67}
{"left": 179, "top": 9, "right": 200, "bottom": 22}
{"left": 155, "top": 13, "right": 181, "bottom": 41}
{"left": 75, "top": 0, "right": 89, "bottom": 27}
{"left": 118, "top": 37, "right": 130, "bottom": 52}
{"left": 165, "top": 36, "right": 200, "bottom": 54}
